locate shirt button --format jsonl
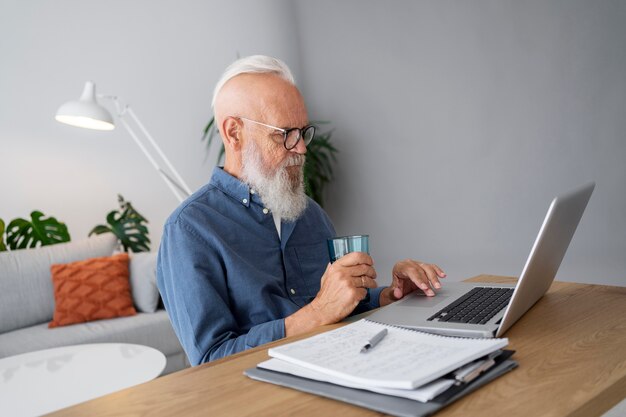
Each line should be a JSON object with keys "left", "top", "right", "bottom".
{"left": 242, "top": 198, "right": 248, "bottom": 204}
{"left": 263, "top": 208, "right": 269, "bottom": 214}
{"left": 290, "top": 288, "right": 296, "bottom": 295}
{"left": 250, "top": 189, "right": 256, "bottom": 195}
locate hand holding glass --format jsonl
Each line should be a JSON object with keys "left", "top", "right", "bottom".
{"left": 327, "top": 235, "right": 371, "bottom": 302}
{"left": 327, "top": 235, "right": 370, "bottom": 263}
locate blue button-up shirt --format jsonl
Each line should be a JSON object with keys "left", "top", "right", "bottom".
{"left": 157, "top": 167, "right": 384, "bottom": 364}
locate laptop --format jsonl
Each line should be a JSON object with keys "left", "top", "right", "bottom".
{"left": 367, "top": 182, "right": 595, "bottom": 338}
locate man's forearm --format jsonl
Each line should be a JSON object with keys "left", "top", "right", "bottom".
{"left": 286, "top": 288, "right": 396, "bottom": 338}
{"left": 284, "top": 302, "right": 325, "bottom": 337}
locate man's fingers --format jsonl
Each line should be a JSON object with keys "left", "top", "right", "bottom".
{"left": 393, "top": 281, "right": 404, "bottom": 299}
{"left": 349, "top": 264, "right": 377, "bottom": 279}
{"left": 434, "top": 264, "right": 447, "bottom": 278}
{"left": 393, "top": 278, "right": 408, "bottom": 300}
{"left": 352, "top": 276, "right": 378, "bottom": 289}
{"left": 405, "top": 267, "right": 436, "bottom": 296}
{"left": 390, "top": 259, "right": 447, "bottom": 301}
{"left": 393, "top": 287, "right": 404, "bottom": 299}
{"left": 335, "top": 252, "right": 374, "bottom": 267}
{"left": 420, "top": 264, "right": 441, "bottom": 289}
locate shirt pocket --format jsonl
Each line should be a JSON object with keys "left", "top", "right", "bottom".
{"left": 293, "top": 241, "right": 329, "bottom": 298}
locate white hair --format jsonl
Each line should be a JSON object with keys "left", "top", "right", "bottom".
{"left": 211, "top": 55, "right": 296, "bottom": 110}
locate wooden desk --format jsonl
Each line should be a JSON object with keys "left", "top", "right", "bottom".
{"left": 49, "top": 275, "right": 626, "bottom": 417}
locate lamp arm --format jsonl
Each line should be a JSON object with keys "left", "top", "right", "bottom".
{"left": 125, "top": 107, "right": 192, "bottom": 196}
{"left": 157, "top": 168, "right": 192, "bottom": 197}
{"left": 103, "top": 96, "right": 192, "bottom": 203}
{"left": 117, "top": 116, "right": 188, "bottom": 203}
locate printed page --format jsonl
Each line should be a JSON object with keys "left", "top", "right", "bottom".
{"left": 268, "top": 319, "right": 507, "bottom": 389}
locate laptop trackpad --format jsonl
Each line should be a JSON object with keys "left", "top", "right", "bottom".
{"left": 398, "top": 291, "right": 453, "bottom": 309}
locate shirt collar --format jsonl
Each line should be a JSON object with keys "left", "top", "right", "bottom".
{"left": 210, "top": 167, "right": 252, "bottom": 207}
{"left": 209, "top": 167, "right": 299, "bottom": 245}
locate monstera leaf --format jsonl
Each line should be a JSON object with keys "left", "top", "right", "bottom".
{"left": 0, "top": 219, "right": 6, "bottom": 252}
{"left": 89, "top": 195, "right": 150, "bottom": 253}
{"left": 5, "top": 211, "right": 71, "bottom": 250}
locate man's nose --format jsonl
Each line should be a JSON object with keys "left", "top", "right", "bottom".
{"left": 290, "top": 137, "right": 307, "bottom": 155}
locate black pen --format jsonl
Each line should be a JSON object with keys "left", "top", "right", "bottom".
{"left": 360, "top": 328, "right": 388, "bottom": 353}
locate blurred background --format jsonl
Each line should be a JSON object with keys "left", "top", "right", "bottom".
{"left": 1, "top": 0, "right": 624, "bottom": 286}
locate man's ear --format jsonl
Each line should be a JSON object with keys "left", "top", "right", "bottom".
{"left": 221, "top": 116, "right": 243, "bottom": 151}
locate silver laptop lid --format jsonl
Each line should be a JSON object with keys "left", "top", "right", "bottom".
{"left": 495, "top": 182, "right": 595, "bottom": 337}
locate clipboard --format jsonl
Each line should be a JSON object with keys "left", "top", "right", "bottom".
{"left": 245, "top": 352, "right": 517, "bottom": 417}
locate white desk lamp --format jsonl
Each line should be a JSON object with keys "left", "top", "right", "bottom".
{"left": 56, "top": 81, "right": 192, "bottom": 202}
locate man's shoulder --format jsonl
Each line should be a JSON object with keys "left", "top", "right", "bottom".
{"left": 164, "top": 182, "right": 224, "bottom": 227}
{"left": 303, "top": 196, "right": 326, "bottom": 216}
{"left": 301, "top": 196, "right": 334, "bottom": 228}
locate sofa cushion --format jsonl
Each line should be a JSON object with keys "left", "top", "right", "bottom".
{"left": 0, "top": 310, "right": 183, "bottom": 360}
{"left": 0, "top": 234, "right": 118, "bottom": 334}
{"left": 129, "top": 252, "right": 159, "bottom": 313}
{"left": 49, "top": 253, "right": 137, "bottom": 328}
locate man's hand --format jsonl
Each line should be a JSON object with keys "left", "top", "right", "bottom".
{"left": 310, "top": 252, "right": 378, "bottom": 324}
{"left": 285, "top": 252, "right": 377, "bottom": 336}
{"left": 380, "top": 260, "right": 446, "bottom": 306}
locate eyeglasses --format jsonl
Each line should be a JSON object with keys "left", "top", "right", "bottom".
{"left": 239, "top": 117, "right": 315, "bottom": 150}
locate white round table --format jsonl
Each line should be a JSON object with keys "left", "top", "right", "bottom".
{"left": 0, "top": 343, "right": 166, "bottom": 417}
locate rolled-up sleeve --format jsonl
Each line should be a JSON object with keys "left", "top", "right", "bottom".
{"left": 157, "top": 217, "right": 285, "bottom": 365}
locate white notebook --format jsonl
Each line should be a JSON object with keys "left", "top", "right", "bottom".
{"left": 268, "top": 319, "right": 508, "bottom": 389}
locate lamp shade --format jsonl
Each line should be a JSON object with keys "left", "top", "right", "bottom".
{"left": 56, "top": 81, "right": 115, "bottom": 130}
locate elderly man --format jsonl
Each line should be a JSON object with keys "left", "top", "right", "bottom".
{"left": 157, "top": 55, "right": 446, "bottom": 365}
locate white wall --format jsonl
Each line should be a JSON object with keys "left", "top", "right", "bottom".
{"left": 2, "top": 1, "right": 624, "bottom": 287}
{"left": 0, "top": 0, "right": 301, "bottom": 249}
{"left": 293, "top": 0, "right": 626, "bottom": 286}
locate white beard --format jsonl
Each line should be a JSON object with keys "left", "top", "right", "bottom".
{"left": 240, "top": 139, "right": 308, "bottom": 222}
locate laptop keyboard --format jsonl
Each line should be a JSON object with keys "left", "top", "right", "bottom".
{"left": 427, "top": 287, "right": 514, "bottom": 325}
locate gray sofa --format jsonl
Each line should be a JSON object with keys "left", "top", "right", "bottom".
{"left": 0, "top": 234, "right": 188, "bottom": 375}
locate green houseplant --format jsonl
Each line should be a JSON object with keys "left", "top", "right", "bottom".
{"left": 89, "top": 195, "right": 151, "bottom": 253}
{"left": 0, "top": 219, "right": 6, "bottom": 251}
{"left": 0, "top": 211, "right": 71, "bottom": 251}
{"left": 1, "top": 195, "right": 150, "bottom": 253}
{"left": 202, "top": 118, "right": 338, "bottom": 207}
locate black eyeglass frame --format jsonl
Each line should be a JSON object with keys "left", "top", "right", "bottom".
{"left": 238, "top": 117, "right": 316, "bottom": 150}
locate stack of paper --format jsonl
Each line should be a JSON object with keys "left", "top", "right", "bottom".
{"left": 252, "top": 319, "right": 514, "bottom": 404}
{"left": 257, "top": 358, "right": 459, "bottom": 402}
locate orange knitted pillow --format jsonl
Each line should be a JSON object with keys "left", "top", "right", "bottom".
{"left": 49, "top": 253, "right": 137, "bottom": 328}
